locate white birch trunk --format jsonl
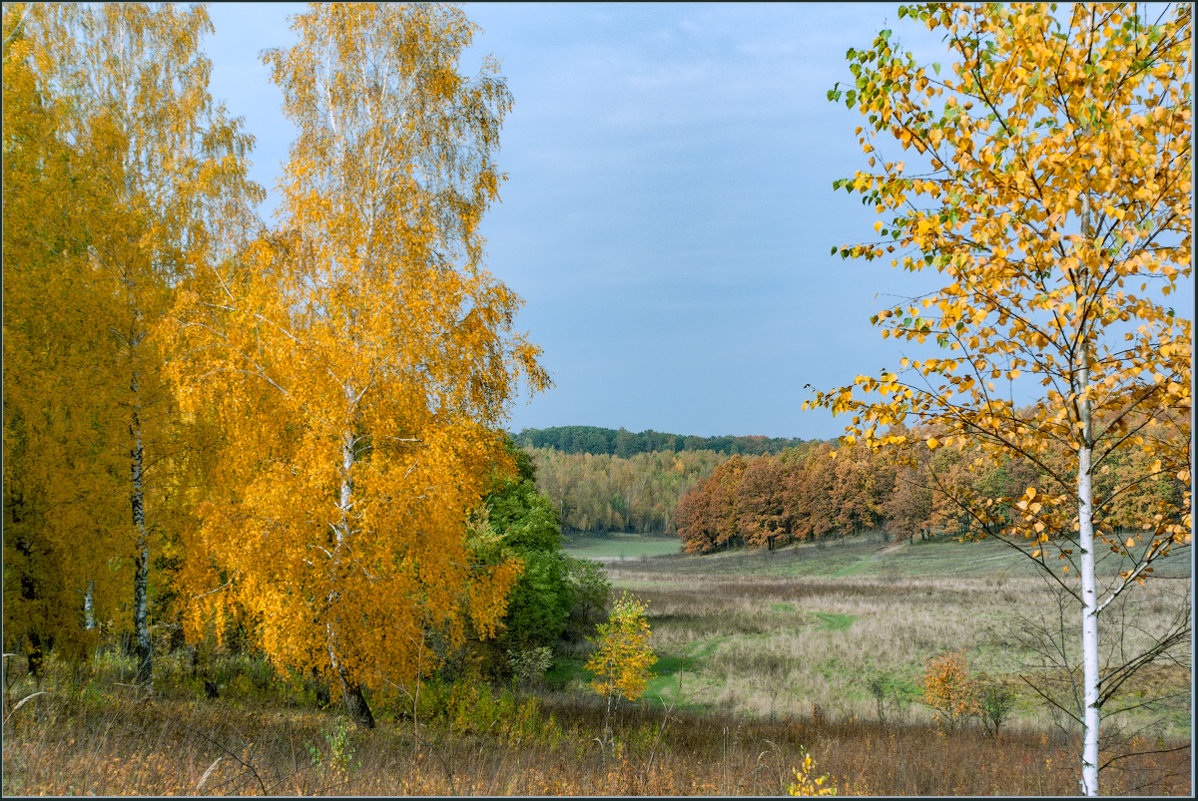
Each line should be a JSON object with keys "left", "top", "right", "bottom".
{"left": 109, "top": 10, "right": 152, "bottom": 688}
{"left": 1078, "top": 367, "right": 1099, "bottom": 796}
{"left": 84, "top": 579, "right": 95, "bottom": 631}
{"left": 1077, "top": 191, "right": 1099, "bottom": 796}
{"left": 339, "top": 427, "right": 354, "bottom": 542}
{"left": 325, "top": 394, "right": 375, "bottom": 728}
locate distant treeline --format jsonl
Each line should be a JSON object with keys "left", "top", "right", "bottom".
{"left": 675, "top": 421, "right": 1187, "bottom": 555}
{"left": 524, "top": 447, "right": 730, "bottom": 535}
{"left": 512, "top": 425, "right": 808, "bottom": 458}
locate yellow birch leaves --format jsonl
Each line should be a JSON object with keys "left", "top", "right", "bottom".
{"left": 808, "top": 2, "right": 1191, "bottom": 557}
{"left": 164, "top": 3, "right": 547, "bottom": 697}
{"left": 3, "top": 2, "right": 260, "bottom": 658}
{"left": 586, "top": 592, "right": 657, "bottom": 704}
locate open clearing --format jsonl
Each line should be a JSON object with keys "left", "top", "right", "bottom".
{"left": 563, "top": 532, "right": 684, "bottom": 561}
{"left": 560, "top": 532, "right": 1192, "bottom": 743}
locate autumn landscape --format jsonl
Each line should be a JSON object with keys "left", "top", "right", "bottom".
{"left": 3, "top": 2, "right": 1193, "bottom": 798}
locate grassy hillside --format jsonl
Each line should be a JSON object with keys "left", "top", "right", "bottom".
{"left": 4, "top": 532, "right": 1189, "bottom": 796}
{"left": 563, "top": 533, "right": 684, "bottom": 561}
{"left": 563, "top": 533, "right": 1191, "bottom": 742}
{"left": 572, "top": 531, "right": 1193, "bottom": 580}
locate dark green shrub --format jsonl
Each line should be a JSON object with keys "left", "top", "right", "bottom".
{"left": 977, "top": 676, "right": 1016, "bottom": 736}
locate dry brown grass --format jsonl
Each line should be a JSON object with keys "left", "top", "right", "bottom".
{"left": 2, "top": 684, "right": 1190, "bottom": 796}
{"left": 3, "top": 536, "right": 1189, "bottom": 796}
{"left": 607, "top": 539, "right": 1192, "bottom": 741}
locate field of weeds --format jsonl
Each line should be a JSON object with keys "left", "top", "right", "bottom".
{"left": 603, "top": 535, "right": 1191, "bottom": 738}
{"left": 3, "top": 534, "right": 1191, "bottom": 796}
{"left": 3, "top": 676, "right": 1189, "bottom": 796}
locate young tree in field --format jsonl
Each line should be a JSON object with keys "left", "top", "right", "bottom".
{"left": 165, "top": 4, "right": 547, "bottom": 729}
{"left": 585, "top": 591, "right": 656, "bottom": 741}
{"left": 3, "top": 3, "right": 259, "bottom": 682}
{"left": 807, "top": 4, "right": 1191, "bottom": 794}
{"left": 920, "top": 649, "right": 980, "bottom": 731}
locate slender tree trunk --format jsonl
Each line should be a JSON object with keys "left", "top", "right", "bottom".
{"left": 1078, "top": 365, "right": 1100, "bottom": 795}
{"left": 84, "top": 579, "right": 95, "bottom": 631}
{"left": 1077, "top": 191, "right": 1099, "bottom": 797}
{"left": 341, "top": 682, "right": 374, "bottom": 729}
{"left": 327, "top": 626, "right": 375, "bottom": 729}
{"left": 325, "top": 414, "right": 375, "bottom": 729}
{"left": 1078, "top": 409, "right": 1097, "bottom": 795}
{"left": 26, "top": 631, "right": 45, "bottom": 684}
{"left": 130, "top": 368, "right": 152, "bottom": 686}
{"left": 603, "top": 690, "right": 614, "bottom": 745}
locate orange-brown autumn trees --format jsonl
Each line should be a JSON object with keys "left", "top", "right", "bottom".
{"left": 673, "top": 455, "right": 752, "bottom": 553}
{"left": 675, "top": 419, "right": 1189, "bottom": 555}
{"left": 676, "top": 445, "right": 865, "bottom": 554}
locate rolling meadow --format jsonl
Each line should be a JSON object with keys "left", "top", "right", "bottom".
{"left": 4, "top": 533, "right": 1190, "bottom": 796}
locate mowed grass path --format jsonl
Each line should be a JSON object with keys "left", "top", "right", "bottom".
{"left": 563, "top": 532, "right": 683, "bottom": 561}
{"left": 578, "top": 533, "right": 1192, "bottom": 740}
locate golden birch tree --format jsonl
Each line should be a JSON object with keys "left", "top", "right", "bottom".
{"left": 3, "top": 4, "right": 119, "bottom": 668}
{"left": 164, "top": 3, "right": 547, "bottom": 728}
{"left": 3, "top": 3, "right": 259, "bottom": 681}
{"left": 585, "top": 591, "right": 656, "bottom": 742}
{"left": 807, "top": 4, "right": 1191, "bottom": 794}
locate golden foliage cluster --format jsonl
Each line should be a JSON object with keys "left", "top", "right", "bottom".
{"left": 806, "top": 1, "right": 1191, "bottom": 595}
{"left": 920, "top": 649, "right": 981, "bottom": 729}
{"left": 5, "top": 2, "right": 546, "bottom": 717}
{"left": 585, "top": 592, "right": 657, "bottom": 704}
{"left": 3, "top": 2, "right": 260, "bottom": 660}
{"left": 806, "top": 2, "right": 1191, "bottom": 546}
{"left": 161, "top": 3, "right": 547, "bottom": 705}
{"left": 788, "top": 746, "right": 840, "bottom": 796}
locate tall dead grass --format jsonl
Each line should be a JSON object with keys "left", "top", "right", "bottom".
{"left": 3, "top": 684, "right": 1188, "bottom": 796}
{"left": 3, "top": 537, "right": 1188, "bottom": 796}
{"left": 611, "top": 553, "right": 1191, "bottom": 738}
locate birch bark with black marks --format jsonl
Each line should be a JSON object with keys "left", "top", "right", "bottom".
{"left": 130, "top": 348, "right": 153, "bottom": 686}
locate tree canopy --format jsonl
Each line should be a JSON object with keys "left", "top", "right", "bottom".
{"left": 808, "top": 3, "right": 1191, "bottom": 794}
{"left": 162, "top": 3, "right": 547, "bottom": 728}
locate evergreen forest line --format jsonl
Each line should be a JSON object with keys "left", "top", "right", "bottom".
{"left": 513, "top": 425, "right": 808, "bottom": 458}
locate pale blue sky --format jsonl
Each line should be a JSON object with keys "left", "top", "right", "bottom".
{"left": 200, "top": 2, "right": 954, "bottom": 440}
